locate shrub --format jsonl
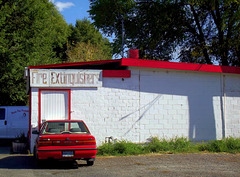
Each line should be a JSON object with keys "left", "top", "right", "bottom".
{"left": 198, "top": 137, "right": 240, "bottom": 153}
{"left": 97, "top": 140, "right": 145, "bottom": 156}
{"left": 144, "top": 137, "right": 169, "bottom": 153}
{"left": 144, "top": 137, "right": 194, "bottom": 153}
{"left": 113, "top": 140, "right": 144, "bottom": 155}
{"left": 97, "top": 142, "right": 115, "bottom": 156}
{"left": 225, "top": 137, "right": 240, "bottom": 153}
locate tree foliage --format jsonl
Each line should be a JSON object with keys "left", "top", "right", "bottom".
{"left": 180, "top": 0, "right": 240, "bottom": 66}
{"left": 89, "top": 0, "right": 240, "bottom": 66}
{"left": 66, "top": 41, "right": 111, "bottom": 62}
{"left": 67, "top": 19, "right": 112, "bottom": 62}
{"left": 0, "top": 0, "right": 69, "bottom": 105}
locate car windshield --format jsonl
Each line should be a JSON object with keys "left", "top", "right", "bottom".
{"left": 41, "top": 121, "right": 90, "bottom": 135}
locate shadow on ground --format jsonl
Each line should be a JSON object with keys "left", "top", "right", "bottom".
{"left": 0, "top": 139, "right": 89, "bottom": 169}
{"left": 0, "top": 155, "right": 88, "bottom": 169}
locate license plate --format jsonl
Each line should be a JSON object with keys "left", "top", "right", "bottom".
{"left": 64, "top": 141, "right": 72, "bottom": 144}
{"left": 62, "top": 151, "right": 74, "bottom": 157}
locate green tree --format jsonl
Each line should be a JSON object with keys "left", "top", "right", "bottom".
{"left": 179, "top": 0, "right": 240, "bottom": 66}
{"left": 89, "top": 0, "right": 240, "bottom": 66}
{"left": 66, "top": 41, "right": 110, "bottom": 62}
{"left": 67, "top": 19, "right": 112, "bottom": 62}
{"left": 0, "top": 0, "right": 69, "bottom": 105}
{"left": 89, "top": 0, "right": 185, "bottom": 60}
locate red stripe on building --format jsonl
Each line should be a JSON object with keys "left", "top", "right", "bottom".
{"left": 102, "top": 70, "right": 131, "bottom": 78}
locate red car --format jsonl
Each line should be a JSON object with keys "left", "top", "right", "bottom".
{"left": 33, "top": 120, "right": 97, "bottom": 166}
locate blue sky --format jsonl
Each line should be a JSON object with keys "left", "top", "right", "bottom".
{"left": 50, "top": 0, "right": 91, "bottom": 25}
{"left": 50, "top": 0, "right": 115, "bottom": 42}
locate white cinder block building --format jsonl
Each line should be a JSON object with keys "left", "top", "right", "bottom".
{"left": 25, "top": 50, "right": 240, "bottom": 151}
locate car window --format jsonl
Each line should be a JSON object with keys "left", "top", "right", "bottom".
{"left": 0, "top": 109, "right": 5, "bottom": 120}
{"left": 41, "top": 121, "right": 89, "bottom": 134}
{"left": 77, "top": 122, "right": 89, "bottom": 133}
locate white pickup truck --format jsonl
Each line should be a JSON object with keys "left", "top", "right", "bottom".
{"left": 0, "top": 106, "right": 29, "bottom": 139}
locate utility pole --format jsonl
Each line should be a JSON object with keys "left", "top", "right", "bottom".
{"left": 121, "top": 15, "right": 125, "bottom": 58}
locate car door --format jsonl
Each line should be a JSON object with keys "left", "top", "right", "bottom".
{"left": 0, "top": 108, "right": 7, "bottom": 138}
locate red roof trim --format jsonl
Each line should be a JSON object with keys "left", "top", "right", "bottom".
{"left": 28, "top": 60, "right": 119, "bottom": 69}
{"left": 28, "top": 58, "right": 240, "bottom": 75}
{"left": 121, "top": 58, "right": 240, "bottom": 74}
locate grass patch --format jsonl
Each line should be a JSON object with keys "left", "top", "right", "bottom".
{"left": 198, "top": 137, "right": 240, "bottom": 153}
{"left": 144, "top": 137, "right": 197, "bottom": 153}
{"left": 97, "top": 140, "right": 145, "bottom": 156}
{"left": 97, "top": 137, "right": 240, "bottom": 156}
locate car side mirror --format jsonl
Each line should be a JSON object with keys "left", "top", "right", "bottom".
{"left": 32, "top": 130, "right": 39, "bottom": 134}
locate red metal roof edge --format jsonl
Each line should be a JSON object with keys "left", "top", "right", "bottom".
{"left": 121, "top": 58, "right": 240, "bottom": 74}
{"left": 28, "top": 59, "right": 120, "bottom": 69}
{"left": 28, "top": 58, "right": 240, "bottom": 75}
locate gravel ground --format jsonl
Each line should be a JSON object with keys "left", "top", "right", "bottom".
{"left": 0, "top": 151, "right": 239, "bottom": 177}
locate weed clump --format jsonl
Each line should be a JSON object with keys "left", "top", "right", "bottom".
{"left": 144, "top": 137, "right": 195, "bottom": 153}
{"left": 97, "top": 137, "right": 240, "bottom": 156}
{"left": 198, "top": 137, "right": 240, "bottom": 153}
{"left": 97, "top": 140, "right": 145, "bottom": 156}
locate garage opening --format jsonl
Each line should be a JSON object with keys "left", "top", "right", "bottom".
{"left": 39, "top": 89, "right": 71, "bottom": 124}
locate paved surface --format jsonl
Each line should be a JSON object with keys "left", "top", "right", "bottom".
{"left": 0, "top": 146, "right": 240, "bottom": 177}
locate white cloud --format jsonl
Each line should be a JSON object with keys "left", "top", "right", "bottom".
{"left": 55, "top": 2, "right": 75, "bottom": 12}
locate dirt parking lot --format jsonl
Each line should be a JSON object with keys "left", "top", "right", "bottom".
{"left": 0, "top": 147, "right": 240, "bottom": 177}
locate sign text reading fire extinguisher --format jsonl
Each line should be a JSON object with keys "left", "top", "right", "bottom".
{"left": 30, "top": 69, "right": 102, "bottom": 87}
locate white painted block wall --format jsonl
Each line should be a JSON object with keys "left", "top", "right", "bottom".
{"left": 30, "top": 68, "right": 240, "bottom": 148}
{"left": 70, "top": 68, "right": 225, "bottom": 144}
{"left": 137, "top": 68, "right": 223, "bottom": 142}
{"left": 70, "top": 73, "right": 140, "bottom": 145}
{"left": 224, "top": 75, "right": 240, "bottom": 138}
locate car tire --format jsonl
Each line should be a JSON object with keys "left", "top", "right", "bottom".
{"left": 34, "top": 146, "right": 43, "bottom": 165}
{"left": 86, "top": 160, "right": 94, "bottom": 166}
{"left": 73, "top": 161, "right": 79, "bottom": 169}
{"left": 33, "top": 146, "right": 37, "bottom": 159}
